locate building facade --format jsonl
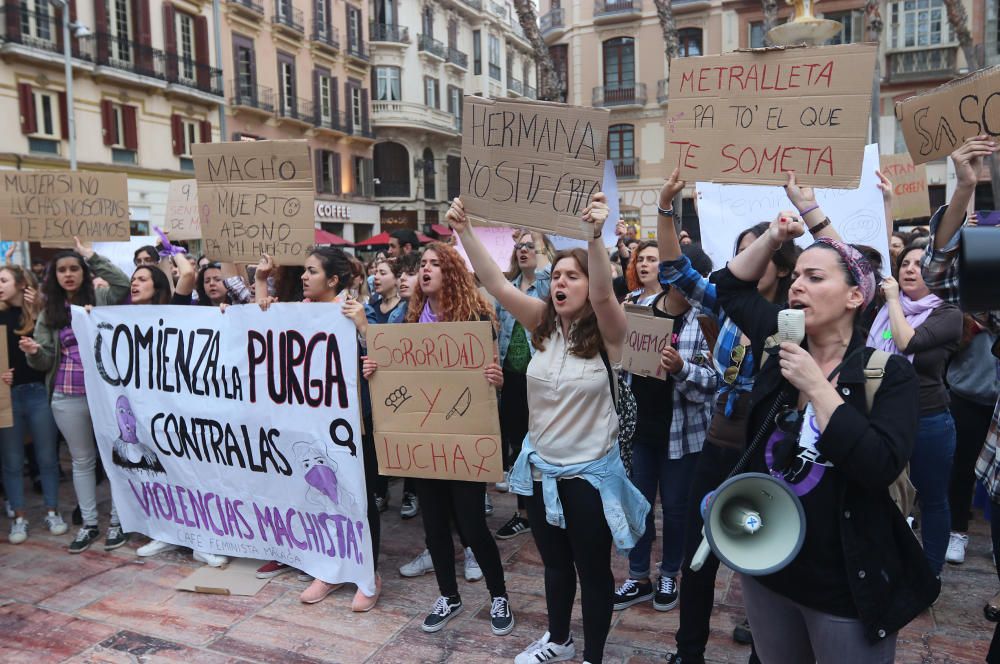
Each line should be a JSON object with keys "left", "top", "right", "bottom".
{"left": 369, "top": 0, "right": 537, "bottom": 233}
{"left": 220, "top": 0, "right": 379, "bottom": 242}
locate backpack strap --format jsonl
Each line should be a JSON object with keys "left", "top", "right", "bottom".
{"left": 863, "top": 349, "right": 890, "bottom": 413}
{"left": 598, "top": 347, "right": 619, "bottom": 408}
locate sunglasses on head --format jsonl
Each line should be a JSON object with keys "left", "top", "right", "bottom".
{"left": 723, "top": 344, "right": 747, "bottom": 385}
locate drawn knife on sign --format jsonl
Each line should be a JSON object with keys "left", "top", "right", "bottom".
{"left": 446, "top": 387, "right": 472, "bottom": 420}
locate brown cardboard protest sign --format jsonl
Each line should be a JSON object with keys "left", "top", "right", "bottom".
{"left": 367, "top": 321, "right": 502, "bottom": 482}
{"left": 622, "top": 305, "right": 674, "bottom": 381}
{"left": 895, "top": 65, "right": 1000, "bottom": 165}
{"left": 0, "top": 172, "right": 129, "bottom": 242}
{"left": 664, "top": 44, "right": 877, "bottom": 188}
{"left": 460, "top": 96, "right": 610, "bottom": 240}
{"left": 880, "top": 153, "right": 931, "bottom": 220}
{"left": 0, "top": 327, "right": 10, "bottom": 428}
{"left": 192, "top": 141, "right": 314, "bottom": 263}
{"left": 164, "top": 179, "right": 205, "bottom": 240}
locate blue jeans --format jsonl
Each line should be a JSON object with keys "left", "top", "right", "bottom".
{"left": 0, "top": 382, "right": 60, "bottom": 510}
{"left": 628, "top": 438, "right": 700, "bottom": 579}
{"left": 909, "top": 411, "right": 956, "bottom": 576}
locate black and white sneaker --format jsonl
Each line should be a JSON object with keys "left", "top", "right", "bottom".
{"left": 514, "top": 632, "right": 575, "bottom": 663}
{"left": 612, "top": 578, "right": 653, "bottom": 610}
{"left": 490, "top": 595, "right": 515, "bottom": 635}
{"left": 374, "top": 495, "right": 388, "bottom": 513}
{"left": 104, "top": 524, "right": 128, "bottom": 551}
{"left": 421, "top": 595, "right": 462, "bottom": 633}
{"left": 653, "top": 575, "right": 679, "bottom": 611}
{"left": 400, "top": 492, "right": 419, "bottom": 519}
{"left": 495, "top": 513, "right": 531, "bottom": 540}
{"left": 68, "top": 525, "right": 100, "bottom": 554}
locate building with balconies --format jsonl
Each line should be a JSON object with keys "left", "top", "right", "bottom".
{"left": 220, "top": 0, "right": 380, "bottom": 243}
{"left": 368, "top": 0, "right": 536, "bottom": 232}
{"left": 0, "top": 0, "right": 225, "bottom": 240}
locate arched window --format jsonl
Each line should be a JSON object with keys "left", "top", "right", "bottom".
{"left": 602, "top": 37, "right": 635, "bottom": 88}
{"left": 373, "top": 141, "right": 409, "bottom": 197}
{"left": 422, "top": 148, "right": 436, "bottom": 200}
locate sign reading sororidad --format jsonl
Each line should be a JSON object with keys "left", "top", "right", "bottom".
{"left": 0, "top": 171, "right": 129, "bottom": 242}
{"left": 880, "top": 153, "right": 931, "bottom": 220}
{"left": 72, "top": 303, "right": 375, "bottom": 594}
{"left": 193, "top": 140, "right": 315, "bottom": 263}
{"left": 895, "top": 65, "right": 1000, "bottom": 165}
{"left": 460, "top": 96, "right": 610, "bottom": 240}
{"left": 665, "top": 43, "right": 877, "bottom": 188}
{"left": 367, "top": 321, "right": 503, "bottom": 482}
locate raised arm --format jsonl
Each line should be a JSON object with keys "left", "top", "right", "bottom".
{"left": 446, "top": 198, "right": 546, "bottom": 332}
{"left": 726, "top": 212, "right": 804, "bottom": 283}
{"left": 876, "top": 169, "right": 895, "bottom": 248}
{"left": 657, "top": 168, "right": 685, "bottom": 262}
{"left": 784, "top": 171, "right": 841, "bottom": 242}
{"left": 934, "top": 136, "right": 997, "bottom": 250}
{"left": 173, "top": 255, "right": 196, "bottom": 297}
{"left": 583, "top": 193, "right": 627, "bottom": 360}
{"left": 75, "top": 237, "right": 129, "bottom": 303}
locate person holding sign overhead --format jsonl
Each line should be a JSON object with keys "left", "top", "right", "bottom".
{"left": 21, "top": 238, "right": 130, "bottom": 554}
{"left": 446, "top": 194, "right": 648, "bottom": 664}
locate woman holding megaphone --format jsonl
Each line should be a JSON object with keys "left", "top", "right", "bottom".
{"left": 712, "top": 213, "right": 939, "bottom": 663}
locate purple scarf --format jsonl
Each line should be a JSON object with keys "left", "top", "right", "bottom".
{"left": 418, "top": 301, "right": 438, "bottom": 323}
{"left": 866, "top": 292, "right": 943, "bottom": 361}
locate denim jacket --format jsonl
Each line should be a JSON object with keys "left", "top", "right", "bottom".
{"left": 509, "top": 437, "right": 650, "bottom": 553}
{"left": 497, "top": 266, "right": 551, "bottom": 364}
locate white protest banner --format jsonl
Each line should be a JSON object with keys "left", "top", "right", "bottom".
{"left": 72, "top": 303, "right": 374, "bottom": 593}
{"left": 696, "top": 143, "right": 890, "bottom": 271}
{"left": 455, "top": 226, "right": 516, "bottom": 271}
{"left": 93, "top": 235, "right": 156, "bottom": 279}
{"left": 550, "top": 158, "right": 621, "bottom": 251}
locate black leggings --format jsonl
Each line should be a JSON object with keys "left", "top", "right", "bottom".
{"left": 361, "top": 422, "right": 380, "bottom": 573}
{"left": 526, "top": 479, "right": 613, "bottom": 664}
{"left": 948, "top": 393, "right": 994, "bottom": 532}
{"left": 417, "top": 478, "right": 506, "bottom": 599}
{"left": 500, "top": 368, "right": 529, "bottom": 509}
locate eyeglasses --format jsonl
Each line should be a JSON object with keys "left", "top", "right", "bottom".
{"left": 722, "top": 344, "right": 747, "bottom": 385}
{"left": 515, "top": 242, "right": 536, "bottom": 251}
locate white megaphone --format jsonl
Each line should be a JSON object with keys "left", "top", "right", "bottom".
{"left": 690, "top": 472, "right": 806, "bottom": 576}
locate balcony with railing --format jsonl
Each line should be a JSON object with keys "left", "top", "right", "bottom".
{"left": 278, "top": 96, "right": 314, "bottom": 125}
{"left": 507, "top": 13, "right": 527, "bottom": 41}
{"left": 612, "top": 157, "right": 638, "bottom": 179}
{"left": 228, "top": 81, "right": 276, "bottom": 114}
{"left": 507, "top": 77, "right": 523, "bottom": 95}
{"left": 375, "top": 179, "right": 410, "bottom": 198}
{"left": 370, "top": 22, "right": 409, "bottom": 44}
{"left": 418, "top": 34, "right": 447, "bottom": 60}
{"left": 271, "top": 1, "right": 304, "bottom": 35}
{"left": 166, "top": 55, "right": 224, "bottom": 98}
{"left": 372, "top": 99, "right": 460, "bottom": 136}
{"left": 594, "top": 0, "right": 642, "bottom": 23}
{"left": 227, "top": 0, "right": 264, "bottom": 18}
{"left": 93, "top": 33, "right": 167, "bottom": 83}
{"left": 312, "top": 21, "right": 339, "bottom": 50}
{"left": 488, "top": 1, "right": 508, "bottom": 20}
{"left": 593, "top": 82, "right": 646, "bottom": 107}
{"left": 540, "top": 7, "right": 565, "bottom": 38}
{"left": 0, "top": 6, "right": 95, "bottom": 61}
{"left": 314, "top": 108, "right": 346, "bottom": 134}
{"left": 489, "top": 63, "right": 502, "bottom": 81}
{"left": 525, "top": 84, "right": 536, "bottom": 99}
{"left": 886, "top": 46, "right": 958, "bottom": 83}
{"left": 459, "top": 0, "right": 483, "bottom": 10}
{"left": 346, "top": 40, "right": 369, "bottom": 62}
{"left": 446, "top": 46, "right": 468, "bottom": 70}
{"left": 656, "top": 78, "right": 669, "bottom": 104}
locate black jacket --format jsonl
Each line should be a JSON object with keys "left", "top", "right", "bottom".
{"left": 712, "top": 266, "right": 940, "bottom": 642}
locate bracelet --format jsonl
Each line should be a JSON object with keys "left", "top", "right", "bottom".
{"left": 798, "top": 203, "right": 820, "bottom": 216}
{"left": 657, "top": 205, "right": 675, "bottom": 217}
{"left": 808, "top": 217, "right": 832, "bottom": 234}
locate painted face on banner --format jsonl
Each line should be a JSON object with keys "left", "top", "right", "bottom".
{"left": 116, "top": 395, "right": 138, "bottom": 443}
{"left": 296, "top": 442, "right": 341, "bottom": 505}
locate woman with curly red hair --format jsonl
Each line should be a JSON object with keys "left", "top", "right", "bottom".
{"left": 364, "top": 241, "right": 514, "bottom": 637}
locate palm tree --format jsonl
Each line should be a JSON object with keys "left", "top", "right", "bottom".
{"left": 512, "top": 0, "right": 565, "bottom": 102}
{"left": 761, "top": 0, "right": 779, "bottom": 45}
{"left": 653, "top": 0, "right": 679, "bottom": 63}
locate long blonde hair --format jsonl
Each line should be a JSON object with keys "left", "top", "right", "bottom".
{"left": 0, "top": 264, "right": 39, "bottom": 335}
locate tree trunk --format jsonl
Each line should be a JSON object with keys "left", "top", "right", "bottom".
{"left": 865, "top": 0, "right": 884, "bottom": 145}
{"left": 761, "top": 0, "right": 779, "bottom": 46}
{"left": 654, "top": 0, "right": 679, "bottom": 63}
{"left": 513, "top": 0, "right": 564, "bottom": 102}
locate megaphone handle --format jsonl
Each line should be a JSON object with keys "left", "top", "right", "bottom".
{"left": 690, "top": 529, "right": 711, "bottom": 572}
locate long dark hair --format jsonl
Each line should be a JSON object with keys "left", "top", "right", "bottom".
{"left": 43, "top": 251, "right": 96, "bottom": 329}
{"left": 196, "top": 263, "right": 228, "bottom": 305}
{"left": 735, "top": 222, "right": 798, "bottom": 303}
{"left": 308, "top": 246, "right": 355, "bottom": 295}
{"left": 532, "top": 249, "right": 601, "bottom": 359}
{"left": 131, "top": 266, "right": 173, "bottom": 305}
{"left": 0, "top": 265, "right": 39, "bottom": 335}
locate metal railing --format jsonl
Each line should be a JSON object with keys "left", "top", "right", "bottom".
{"left": 540, "top": 7, "right": 564, "bottom": 34}
{"left": 94, "top": 33, "right": 166, "bottom": 80}
{"left": 656, "top": 78, "right": 669, "bottom": 103}
{"left": 166, "top": 54, "right": 223, "bottom": 95}
{"left": 312, "top": 21, "right": 340, "bottom": 49}
{"left": 489, "top": 63, "right": 501, "bottom": 81}
{"left": 228, "top": 81, "right": 275, "bottom": 112}
{"left": 612, "top": 157, "right": 638, "bottom": 179}
{"left": 507, "top": 77, "right": 523, "bottom": 95}
{"left": 227, "top": 0, "right": 264, "bottom": 14}
{"left": 447, "top": 46, "right": 468, "bottom": 68}
{"left": 459, "top": 0, "right": 483, "bottom": 10}
{"left": 0, "top": 7, "right": 93, "bottom": 58}
{"left": 375, "top": 180, "right": 409, "bottom": 198}
{"left": 593, "top": 82, "right": 646, "bottom": 106}
{"left": 418, "top": 34, "right": 447, "bottom": 59}
{"left": 594, "top": 0, "right": 641, "bottom": 17}
{"left": 370, "top": 22, "right": 408, "bottom": 43}
{"left": 346, "top": 40, "right": 369, "bottom": 60}
{"left": 278, "top": 96, "right": 315, "bottom": 122}
{"left": 887, "top": 46, "right": 958, "bottom": 81}
{"left": 489, "top": 1, "right": 508, "bottom": 19}
{"left": 272, "top": 1, "right": 304, "bottom": 33}
{"left": 525, "top": 84, "right": 536, "bottom": 99}
{"left": 314, "top": 108, "right": 345, "bottom": 132}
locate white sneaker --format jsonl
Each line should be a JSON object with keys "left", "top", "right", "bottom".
{"left": 136, "top": 539, "right": 179, "bottom": 557}
{"left": 496, "top": 471, "right": 510, "bottom": 493}
{"left": 946, "top": 532, "right": 969, "bottom": 565}
{"left": 400, "top": 548, "right": 435, "bottom": 577}
{"left": 8, "top": 517, "right": 28, "bottom": 544}
{"left": 193, "top": 550, "right": 228, "bottom": 567}
{"left": 464, "top": 546, "right": 483, "bottom": 582}
{"left": 514, "top": 631, "right": 576, "bottom": 664}
{"left": 45, "top": 511, "right": 68, "bottom": 535}
{"left": 484, "top": 493, "right": 494, "bottom": 516}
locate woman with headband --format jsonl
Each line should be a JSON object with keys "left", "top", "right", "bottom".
{"left": 712, "top": 212, "right": 939, "bottom": 663}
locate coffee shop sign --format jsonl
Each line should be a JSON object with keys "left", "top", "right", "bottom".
{"left": 315, "top": 202, "right": 352, "bottom": 220}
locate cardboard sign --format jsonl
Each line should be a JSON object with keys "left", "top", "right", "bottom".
{"left": 880, "top": 153, "right": 931, "bottom": 220}
{"left": 454, "top": 225, "right": 516, "bottom": 271}
{"left": 164, "top": 179, "right": 205, "bottom": 240}
{"left": 367, "top": 321, "right": 503, "bottom": 482}
{"left": 460, "top": 96, "right": 610, "bottom": 240}
{"left": 895, "top": 66, "right": 1000, "bottom": 165}
{"left": 0, "top": 327, "right": 11, "bottom": 429}
{"left": 193, "top": 141, "right": 314, "bottom": 263}
{"left": 664, "top": 44, "right": 877, "bottom": 188}
{"left": 0, "top": 172, "right": 129, "bottom": 242}
{"left": 622, "top": 305, "right": 673, "bottom": 381}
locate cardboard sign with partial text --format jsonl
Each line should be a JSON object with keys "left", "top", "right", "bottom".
{"left": 193, "top": 141, "right": 314, "bottom": 263}
{"left": 895, "top": 65, "right": 1000, "bottom": 165}
{"left": 664, "top": 43, "right": 877, "bottom": 188}
{"left": 0, "top": 171, "right": 129, "bottom": 242}
{"left": 454, "top": 225, "right": 517, "bottom": 271}
{"left": 623, "top": 305, "right": 673, "bottom": 381}
{"left": 164, "top": 179, "right": 205, "bottom": 240}
{"left": 460, "top": 96, "right": 610, "bottom": 240}
{"left": 879, "top": 153, "right": 931, "bottom": 220}
{"left": 367, "top": 321, "right": 502, "bottom": 482}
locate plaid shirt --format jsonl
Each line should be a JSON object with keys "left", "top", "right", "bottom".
{"left": 660, "top": 256, "right": 756, "bottom": 416}
{"left": 922, "top": 205, "right": 1000, "bottom": 499}
{"left": 54, "top": 326, "right": 86, "bottom": 396}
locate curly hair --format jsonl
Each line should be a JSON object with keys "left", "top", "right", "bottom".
{"left": 405, "top": 242, "right": 496, "bottom": 327}
{"left": 532, "top": 249, "right": 602, "bottom": 359}
{"left": 625, "top": 240, "right": 659, "bottom": 292}
{"left": 0, "top": 265, "right": 39, "bottom": 335}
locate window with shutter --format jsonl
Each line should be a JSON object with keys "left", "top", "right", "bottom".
{"left": 18, "top": 83, "right": 37, "bottom": 135}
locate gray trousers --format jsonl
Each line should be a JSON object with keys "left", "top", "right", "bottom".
{"left": 51, "top": 392, "right": 118, "bottom": 527}
{"left": 741, "top": 574, "right": 897, "bottom": 664}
